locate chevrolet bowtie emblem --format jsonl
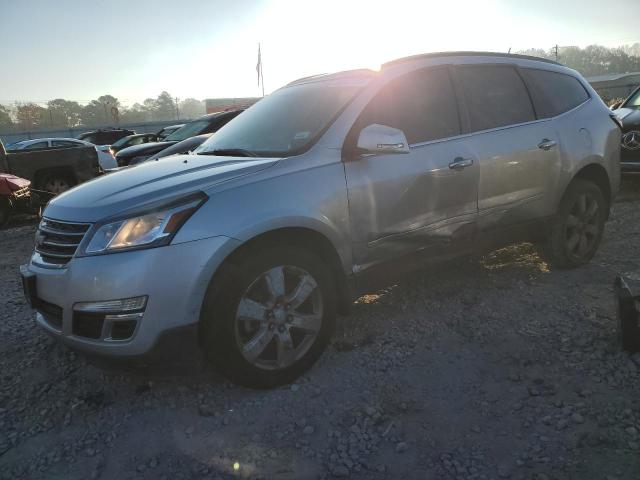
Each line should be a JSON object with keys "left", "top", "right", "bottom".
{"left": 622, "top": 130, "right": 640, "bottom": 150}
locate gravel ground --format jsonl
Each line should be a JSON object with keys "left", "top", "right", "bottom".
{"left": 2, "top": 177, "right": 640, "bottom": 480}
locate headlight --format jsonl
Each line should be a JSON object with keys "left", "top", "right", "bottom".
{"left": 81, "top": 193, "right": 206, "bottom": 255}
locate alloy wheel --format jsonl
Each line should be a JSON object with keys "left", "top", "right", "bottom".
{"left": 564, "top": 193, "right": 600, "bottom": 260}
{"left": 234, "top": 265, "right": 323, "bottom": 370}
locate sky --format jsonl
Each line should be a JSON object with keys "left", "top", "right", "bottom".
{"left": 1, "top": 0, "right": 639, "bottom": 107}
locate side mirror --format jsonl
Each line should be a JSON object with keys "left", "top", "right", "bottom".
{"left": 356, "top": 124, "right": 410, "bottom": 155}
{"left": 610, "top": 101, "right": 622, "bottom": 110}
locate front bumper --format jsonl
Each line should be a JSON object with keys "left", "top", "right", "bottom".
{"left": 24, "top": 235, "right": 240, "bottom": 357}
{"left": 621, "top": 149, "right": 640, "bottom": 172}
{"left": 621, "top": 161, "right": 640, "bottom": 173}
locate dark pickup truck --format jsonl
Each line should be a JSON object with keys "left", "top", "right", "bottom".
{"left": 0, "top": 139, "right": 99, "bottom": 194}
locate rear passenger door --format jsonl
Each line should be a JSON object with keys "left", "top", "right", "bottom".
{"left": 454, "top": 65, "right": 561, "bottom": 231}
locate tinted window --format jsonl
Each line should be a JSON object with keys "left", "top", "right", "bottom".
{"left": 624, "top": 87, "right": 640, "bottom": 108}
{"left": 52, "top": 140, "right": 80, "bottom": 147}
{"left": 522, "top": 69, "right": 589, "bottom": 118}
{"left": 458, "top": 66, "right": 535, "bottom": 132}
{"left": 196, "top": 83, "right": 365, "bottom": 157}
{"left": 357, "top": 68, "right": 460, "bottom": 144}
{"left": 23, "top": 141, "right": 49, "bottom": 150}
{"left": 166, "top": 120, "right": 212, "bottom": 142}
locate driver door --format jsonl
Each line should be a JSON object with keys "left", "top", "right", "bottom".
{"left": 343, "top": 66, "right": 479, "bottom": 274}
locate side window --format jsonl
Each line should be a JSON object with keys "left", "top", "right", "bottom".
{"left": 457, "top": 65, "right": 535, "bottom": 132}
{"left": 129, "top": 137, "right": 145, "bottom": 146}
{"left": 23, "top": 141, "right": 48, "bottom": 150}
{"left": 52, "top": 140, "right": 80, "bottom": 147}
{"left": 521, "top": 69, "right": 590, "bottom": 118}
{"left": 357, "top": 67, "right": 461, "bottom": 145}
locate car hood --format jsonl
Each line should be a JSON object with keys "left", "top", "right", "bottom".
{"left": 45, "top": 154, "right": 279, "bottom": 222}
{"left": 116, "top": 141, "right": 176, "bottom": 159}
{"left": 614, "top": 107, "right": 640, "bottom": 129}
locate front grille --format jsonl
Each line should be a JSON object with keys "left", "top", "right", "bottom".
{"left": 72, "top": 313, "right": 105, "bottom": 339}
{"left": 35, "top": 218, "right": 91, "bottom": 266}
{"left": 37, "top": 300, "right": 63, "bottom": 330}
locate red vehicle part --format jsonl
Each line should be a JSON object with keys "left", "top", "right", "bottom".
{"left": 0, "top": 173, "right": 32, "bottom": 228}
{"left": 0, "top": 173, "right": 31, "bottom": 195}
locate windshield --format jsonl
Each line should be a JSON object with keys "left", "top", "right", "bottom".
{"left": 111, "top": 136, "right": 134, "bottom": 148}
{"left": 195, "top": 81, "right": 365, "bottom": 157}
{"left": 165, "top": 120, "right": 210, "bottom": 142}
{"left": 624, "top": 88, "right": 640, "bottom": 108}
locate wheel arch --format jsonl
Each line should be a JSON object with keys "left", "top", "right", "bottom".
{"left": 34, "top": 167, "right": 77, "bottom": 190}
{"left": 232, "top": 227, "right": 351, "bottom": 313}
{"left": 564, "top": 163, "right": 612, "bottom": 218}
{"left": 197, "top": 226, "right": 353, "bottom": 346}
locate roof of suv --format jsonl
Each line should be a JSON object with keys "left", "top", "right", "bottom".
{"left": 287, "top": 51, "right": 562, "bottom": 87}
{"left": 382, "top": 51, "right": 561, "bottom": 68}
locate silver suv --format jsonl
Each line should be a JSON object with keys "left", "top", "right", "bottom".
{"left": 20, "top": 52, "right": 621, "bottom": 388}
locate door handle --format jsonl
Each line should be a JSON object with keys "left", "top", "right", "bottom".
{"left": 449, "top": 157, "right": 473, "bottom": 170}
{"left": 537, "top": 138, "right": 557, "bottom": 151}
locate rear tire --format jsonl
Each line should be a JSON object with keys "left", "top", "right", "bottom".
{"left": 39, "top": 174, "right": 75, "bottom": 195}
{"left": 201, "top": 245, "right": 337, "bottom": 389}
{"left": 540, "top": 179, "right": 607, "bottom": 268}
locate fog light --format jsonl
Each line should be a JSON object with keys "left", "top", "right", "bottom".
{"left": 74, "top": 296, "right": 147, "bottom": 313}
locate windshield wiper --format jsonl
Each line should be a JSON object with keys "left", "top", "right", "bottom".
{"left": 197, "top": 148, "right": 257, "bottom": 157}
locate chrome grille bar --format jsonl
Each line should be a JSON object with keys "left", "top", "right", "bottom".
{"left": 35, "top": 218, "right": 91, "bottom": 267}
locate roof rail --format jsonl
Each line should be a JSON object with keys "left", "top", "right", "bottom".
{"left": 287, "top": 68, "right": 377, "bottom": 86}
{"left": 382, "top": 51, "right": 561, "bottom": 68}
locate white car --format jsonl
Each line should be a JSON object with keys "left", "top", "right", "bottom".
{"left": 6, "top": 137, "right": 117, "bottom": 170}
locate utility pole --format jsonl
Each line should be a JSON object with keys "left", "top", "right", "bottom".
{"left": 554, "top": 44, "right": 559, "bottom": 62}
{"left": 175, "top": 97, "right": 179, "bottom": 120}
{"left": 103, "top": 102, "right": 109, "bottom": 124}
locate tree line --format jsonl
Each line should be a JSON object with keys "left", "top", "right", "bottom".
{"left": 0, "top": 91, "right": 206, "bottom": 132}
{"left": 518, "top": 43, "right": 640, "bottom": 76}
{"left": 2, "top": 43, "right": 640, "bottom": 133}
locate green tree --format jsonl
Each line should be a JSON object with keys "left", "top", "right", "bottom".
{"left": 155, "top": 91, "right": 177, "bottom": 121}
{"left": 0, "top": 105, "right": 13, "bottom": 130}
{"left": 16, "top": 103, "right": 47, "bottom": 130}
{"left": 120, "top": 103, "right": 148, "bottom": 123}
{"left": 47, "top": 99, "right": 82, "bottom": 128}
{"left": 81, "top": 95, "right": 121, "bottom": 126}
{"left": 178, "top": 98, "right": 205, "bottom": 119}
{"left": 518, "top": 45, "right": 640, "bottom": 76}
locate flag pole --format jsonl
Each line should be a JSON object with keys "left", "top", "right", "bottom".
{"left": 260, "top": 44, "right": 265, "bottom": 97}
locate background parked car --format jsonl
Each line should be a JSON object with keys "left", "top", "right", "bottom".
{"left": 77, "top": 128, "right": 134, "bottom": 145}
{"left": 143, "top": 133, "right": 212, "bottom": 162}
{"left": 0, "top": 139, "right": 99, "bottom": 195}
{"left": 108, "top": 133, "right": 158, "bottom": 155}
{"left": 156, "top": 124, "right": 184, "bottom": 140}
{"left": 6, "top": 137, "right": 117, "bottom": 170}
{"left": 115, "top": 111, "right": 242, "bottom": 166}
{"left": 611, "top": 85, "right": 640, "bottom": 172}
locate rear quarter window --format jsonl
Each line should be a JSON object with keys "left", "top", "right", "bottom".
{"left": 521, "top": 69, "right": 590, "bottom": 118}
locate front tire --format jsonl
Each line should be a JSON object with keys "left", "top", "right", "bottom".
{"left": 201, "top": 245, "right": 337, "bottom": 388}
{"left": 541, "top": 179, "right": 607, "bottom": 268}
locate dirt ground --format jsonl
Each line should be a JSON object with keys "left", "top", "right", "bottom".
{"left": 1, "top": 177, "right": 640, "bottom": 480}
